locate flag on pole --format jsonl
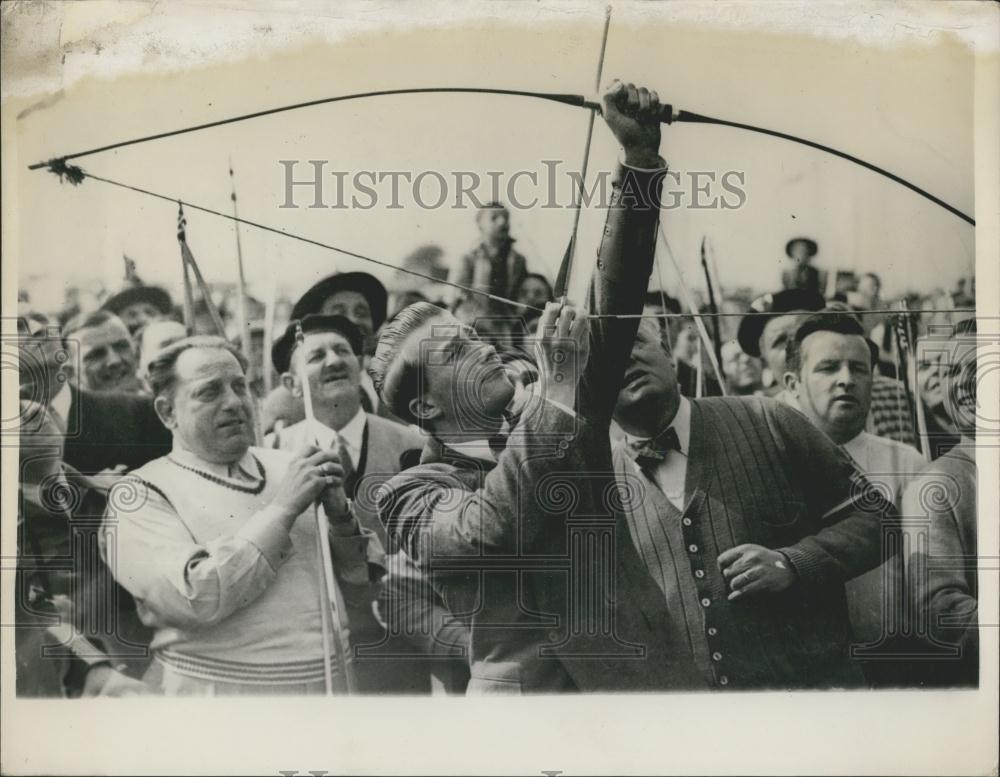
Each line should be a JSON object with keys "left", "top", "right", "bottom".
{"left": 177, "top": 202, "right": 227, "bottom": 338}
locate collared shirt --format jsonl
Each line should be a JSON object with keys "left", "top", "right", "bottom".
{"left": 841, "top": 430, "right": 925, "bottom": 507}
{"left": 50, "top": 382, "right": 72, "bottom": 433}
{"left": 624, "top": 396, "right": 692, "bottom": 510}
{"left": 307, "top": 407, "right": 367, "bottom": 468}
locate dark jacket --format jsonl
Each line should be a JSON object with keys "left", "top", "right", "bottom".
{"left": 62, "top": 387, "right": 171, "bottom": 475}
{"left": 380, "top": 162, "right": 707, "bottom": 693}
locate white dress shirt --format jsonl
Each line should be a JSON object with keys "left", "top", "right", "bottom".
{"left": 841, "top": 430, "right": 925, "bottom": 507}
{"left": 625, "top": 396, "right": 692, "bottom": 510}
{"left": 50, "top": 382, "right": 72, "bottom": 433}
{"left": 306, "top": 407, "right": 367, "bottom": 468}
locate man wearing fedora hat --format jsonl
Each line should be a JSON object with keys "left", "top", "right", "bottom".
{"left": 781, "top": 237, "right": 822, "bottom": 295}
{"left": 736, "top": 287, "right": 826, "bottom": 399}
{"left": 266, "top": 314, "right": 468, "bottom": 694}
{"left": 102, "top": 286, "right": 175, "bottom": 337}
{"left": 288, "top": 271, "right": 393, "bottom": 419}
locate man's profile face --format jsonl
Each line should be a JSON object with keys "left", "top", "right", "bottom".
{"left": 477, "top": 207, "right": 510, "bottom": 243}
{"left": 120, "top": 301, "right": 165, "bottom": 335}
{"left": 320, "top": 291, "right": 374, "bottom": 353}
{"left": 722, "top": 341, "right": 762, "bottom": 390}
{"left": 857, "top": 275, "right": 880, "bottom": 302}
{"left": 516, "top": 277, "right": 551, "bottom": 309}
{"left": 163, "top": 347, "right": 255, "bottom": 464}
{"left": 76, "top": 316, "right": 139, "bottom": 393}
{"left": 672, "top": 321, "right": 699, "bottom": 364}
{"left": 791, "top": 331, "right": 873, "bottom": 440}
{"left": 915, "top": 338, "right": 947, "bottom": 410}
{"left": 943, "top": 336, "right": 981, "bottom": 438}
{"left": 789, "top": 241, "right": 811, "bottom": 264}
{"left": 758, "top": 312, "right": 807, "bottom": 375}
{"left": 614, "top": 319, "right": 679, "bottom": 434}
{"left": 290, "top": 330, "right": 361, "bottom": 405}
{"left": 411, "top": 311, "right": 514, "bottom": 434}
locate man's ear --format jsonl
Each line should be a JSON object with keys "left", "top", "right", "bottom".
{"left": 408, "top": 396, "right": 442, "bottom": 425}
{"left": 280, "top": 372, "right": 302, "bottom": 398}
{"left": 153, "top": 394, "right": 177, "bottom": 429}
{"left": 782, "top": 369, "right": 800, "bottom": 394}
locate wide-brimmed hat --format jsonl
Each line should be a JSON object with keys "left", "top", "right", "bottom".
{"left": 736, "top": 288, "right": 825, "bottom": 357}
{"left": 271, "top": 314, "right": 363, "bottom": 374}
{"left": 785, "top": 237, "right": 818, "bottom": 259}
{"left": 290, "top": 272, "right": 388, "bottom": 329}
{"left": 101, "top": 286, "right": 173, "bottom": 317}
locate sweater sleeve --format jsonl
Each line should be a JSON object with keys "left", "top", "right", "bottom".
{"left": 105, "top": 477, "right": 293, "bottom": 631}
{"left": 580, "top": 160, "right": 667, "bottom": 421}
{"left": 380, "top": 396, "right": 577, "bottom": 565}
{"left": 763, "top": 399, "right": 890, "bottom": 587}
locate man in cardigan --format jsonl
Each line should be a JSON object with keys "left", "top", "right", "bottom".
{"left": 105, "top": 336, "right": 384, "bottom": 694}
{"left": 266, "top": 314, "right": 469, "bottom": 694}
{"left": 612, "top": 316, "right": 892, "bottom": 689}
{"left": 373, "top": 80, "right": 705, "bottom": 693}
{"left": 783, "top": 312, "right": 924, "bottom": 686}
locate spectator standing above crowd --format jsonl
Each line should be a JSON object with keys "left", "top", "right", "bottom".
{"left": 454, "top": 201, "right": 528, "bottom": 318}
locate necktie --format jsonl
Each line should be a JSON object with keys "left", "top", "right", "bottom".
{"left": 627, "top": 426, "right": 682, "bottom": 471}
{"left": 336, "top": 441, "right": 358, "bottom": 497}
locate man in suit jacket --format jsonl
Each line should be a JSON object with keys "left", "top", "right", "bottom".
{"left": 18, "top": 312, "right": 171, "bottom": 476}
{"left": 372, "top": 81, "right": 705, "bottom": 694}
{"left": 611, "top": 315, "right": 892, "bottom": 689}
{"left": 266, "top": 314, "right": 469, "bottom": 693}
{"left": 17, "top": 400, "right": 153, "bottom": 697}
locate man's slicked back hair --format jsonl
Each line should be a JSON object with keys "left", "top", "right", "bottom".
{"left": 368, "top": 301, "right": 445, "bottom": 427}
{"left": 785, "top": 311, "right": 874, "bottom": 375}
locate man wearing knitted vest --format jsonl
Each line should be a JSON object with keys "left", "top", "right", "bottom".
{"left": 105, "top": 336, "right": 384, "bottom": 695}
{"left": 612, "top": 316, "right": 894, "bottom": 689}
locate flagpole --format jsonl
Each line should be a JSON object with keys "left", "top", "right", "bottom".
{"left": 177, "top": 204, "right": 196, "bottom": 335}
{"left": 561, "top": 5, "right": 612, "bottom": 305}
{"left": 657, "top": 226, "right": 728, "bottom": 396}
{"left": 700, "top": 236, "right": 724, "bottom": 374}
{"left": 296, "top": 322, "right": 355, "bottom": 695}
{"left": 262, "top": 269, "right": 277, "bottom": 393}
{"left": 901, "top": 301, "right": 932, "bottom": 462}
{"left": 177, "top": 207, "right": 227, "bottom": 337}
{"left": 229, "top": 159, "right": 253, "bottom": 382}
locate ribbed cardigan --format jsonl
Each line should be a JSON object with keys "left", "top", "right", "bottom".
{"left": 614, "top": 396, "right": 889, "bottom": 690}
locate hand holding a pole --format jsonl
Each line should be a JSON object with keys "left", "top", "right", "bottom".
{"left": 269, "top": 446, "right": 346, "bottom": 528}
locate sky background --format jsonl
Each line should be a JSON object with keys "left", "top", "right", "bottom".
{"left": 8, "top": 2, "right": 977, "bottom": 315}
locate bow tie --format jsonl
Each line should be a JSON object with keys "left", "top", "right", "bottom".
{"left": 627, "top": 426, "right": 682, "bottom": 469}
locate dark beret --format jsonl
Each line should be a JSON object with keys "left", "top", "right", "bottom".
{"left": 271, "top": 314, "right": 363, "bottom": 374}
{"left": 290, "top": 271, "right": 388, "bottom": 329}
{"left": 737, "top": 288, "right": 826, "bottom": 357}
